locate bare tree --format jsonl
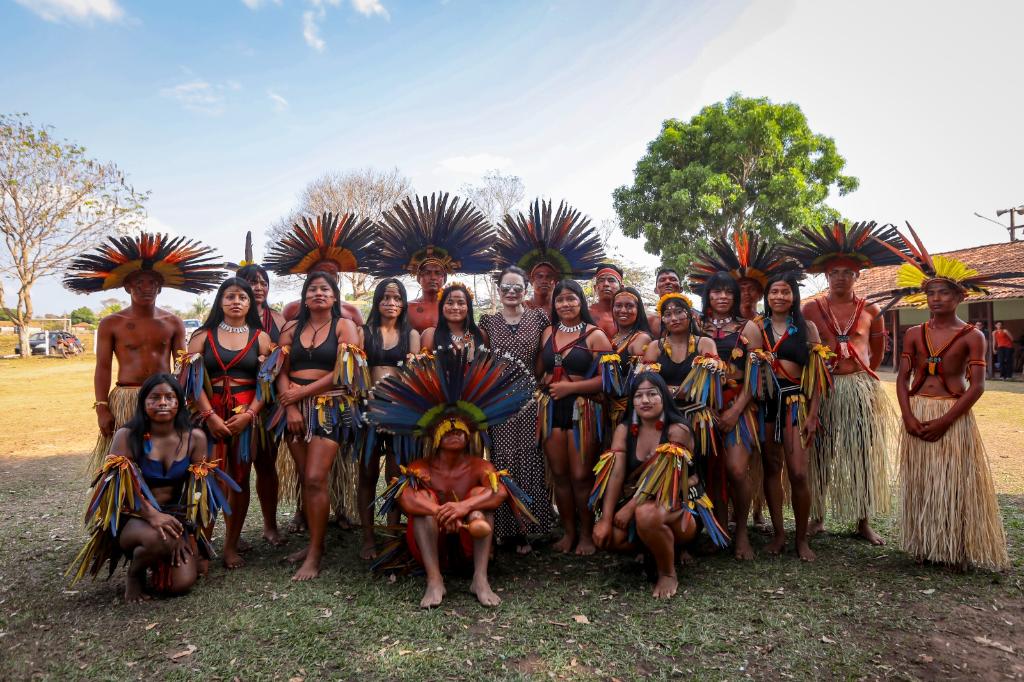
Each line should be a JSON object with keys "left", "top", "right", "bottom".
{"left": 460, "top": 169, "right": 526, "bottom": 310}
{"left": 592, "top": 217, "right": 655, "bottom": 299}
{"left": 0, "top": 114, "right": 148, "bottom": 357}
{"left": 267, "top": 167, "right": 413, "bottom": 300}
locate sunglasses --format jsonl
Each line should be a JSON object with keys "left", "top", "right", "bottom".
{"left": 499, "top": 284, "right": 525, "bottom": 294}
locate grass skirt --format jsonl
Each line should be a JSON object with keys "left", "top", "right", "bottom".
{"left": 899, "top": 396, "right": 1009, "bottom": 571}
{"left": 809, "top": 372, "right": 895, "bottom": 522}
{"left": 87, "top": 386, "right": 140, "bottom": 472}
{"left": 276, "top": 437, "right": 359, "bottom": 521}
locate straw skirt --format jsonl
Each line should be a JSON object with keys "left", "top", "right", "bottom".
{"left": 899, "top": 396, "right": 1009, "bottom": 571}
{"left": 87, "top": 385, "right": 140, "bottom": 472}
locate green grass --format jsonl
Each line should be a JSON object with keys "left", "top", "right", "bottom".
{"left": 1, "top": 451, "right": 1021, "bottom": 681}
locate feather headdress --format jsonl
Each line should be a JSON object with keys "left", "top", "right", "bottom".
{"left": 367, "top": 346, "right": 535, "bottom": 454}
{"left": 368, "top": 192, "right": 493, "bottom": 276}
{"left": 688, "top": 231, "right": 800, "bottom": 293}
{"left": 868, "top": 223, "right": 1024, "bottom": 313}
{"left": 494, "top": 199, "right": 605, "bottom": 280}
{"left": 781, "top": 220, "right": 904, "bottom": 273}
{"left": 225, "top": 231, "right": 257, "bottom": 271}
{"left": 264, "top": 211, "right": 374, "bottom": 276}
{"left": 63, "top": 233, "right": 223, "bottom": 294}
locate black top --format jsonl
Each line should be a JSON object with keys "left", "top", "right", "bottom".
{"left": 541, "top": 328, "right": 594, "bottom": 375}
{"left": 202, "top": 329, "right": 261, "bottom": 381}
{"left": 290, "top": 317, "right": 340, "bottom": 373}
{"left": 363, "top": 325, "right": 409, "bottom": 367}
{"left": 656, "top": 339, "right": 698, "bottom": 385}
{"left": 765, "top": 324, "right": 809, "bottom": 366}
{"left": 260, "top": 306, "right": 281, "bottom": 343}
{"left": 140, "top": 453, "right": 190, "bottom": 502}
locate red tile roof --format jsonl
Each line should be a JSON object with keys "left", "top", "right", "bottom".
{"left": 810, "top": 240, "right": 1024, "bottom": 308}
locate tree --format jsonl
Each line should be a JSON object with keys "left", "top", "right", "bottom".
{"left": 613, "top": 94, "right": 858, "bottom": 275}
{"left": 97, "top": 297, "right": 125, "bottom": 319}
{"left": 186, "top": 297, "right": 210, "bottom": 320}
{"left": 268, "top": 167, "right": 413, "bottom": 300}
{"left": 70, "top": 306, "right": 96, "bottom": 325}
{"left": 0, "top": 113, "right": 148, "bottom": 357}
{"left": 460, "top": 170, "right": 526, "bottom": 310}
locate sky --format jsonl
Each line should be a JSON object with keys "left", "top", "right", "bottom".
{"left": 2, "top": 0, "right": 1022, "bottom": 314}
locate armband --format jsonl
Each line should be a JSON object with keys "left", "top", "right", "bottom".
{"left": 968, "top": 360, "right": 987, "bottom": 368}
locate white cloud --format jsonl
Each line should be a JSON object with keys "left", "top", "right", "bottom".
{"left": 350, "top": 0, "right": 388, "bottom": 20}
{"left": 302, "top": 9, "right": 325, "bottom": 51}
{"left": 14, "top": 0, "right": 123, "bottom": 23}
{"left": 435, "top": 153, "right": 513, "bottom": 176}
{"left": 268, "top": 90, "right": 289, "bottom": 112}
{"left": 159, "top": 79, "right": 240, "bottom": 115}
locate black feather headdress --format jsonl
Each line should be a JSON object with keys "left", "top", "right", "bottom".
{"left": 688, "top": 231, "right": 800, "bottom": 293}
{"left": 781, "top": 221, "right": 905, "bottom": 273}
{"left": 264, "top": 212, "right": 375, "bottom": 276}
{"left": 494, "top": 199, "right": 605, "bottom": 280}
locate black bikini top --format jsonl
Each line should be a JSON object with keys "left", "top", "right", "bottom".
{"left": 764, "top": 324, "right": 808, "bottom": 366}
{"left": 290, "top": 317, "right": 340, "bottom": 373}
{"left": 541, "top": 328, "right": 595, "bottom": 375}
{"left": 657, "top": 338, "right": 698, "bottom": 385}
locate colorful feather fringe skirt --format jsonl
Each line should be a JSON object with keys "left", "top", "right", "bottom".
{"left": 809, "top": 372, "right": 895, "bottom": 522}
{"left": 899, "top": 396, "right": 1009, "bottom": 571}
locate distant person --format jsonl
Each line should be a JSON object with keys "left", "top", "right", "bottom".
{"left": 993, "top": 322, "right": 1014, "bottom": 380}
{"left": 63, "top": 234, "right": 222, "bottom": 472}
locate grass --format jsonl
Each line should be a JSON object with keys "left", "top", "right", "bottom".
{"left": 1, "top": 356, "right": 1023, "bottom": 680}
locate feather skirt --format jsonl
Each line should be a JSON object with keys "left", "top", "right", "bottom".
{"left": 899, "top": 396, "right": 1009, "bottom": 571}
{"left": 809, "top": 372, "right": 895, "bottom": 522}
{"left": 87, "top": 386, "right": 140, "bottom": 473}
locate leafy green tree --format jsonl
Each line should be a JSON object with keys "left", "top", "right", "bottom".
{"left": 70, "top": 306, "right": 96, "bottom": 325}
{"left": 98, "top": 298, "right": 125, "bottom": 319}
{"left": 187, "top": 297, "right": 210, "bottom": 320}
{"left": 613, "top": 94, "right": 858, "bottom": 274}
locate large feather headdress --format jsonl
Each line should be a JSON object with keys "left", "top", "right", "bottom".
{"left": 224, "top": 231, "right": 258, "bottom": 271}
{"left": 63, "top": 233, "right": 223, "bottom": 294}
{"left": 781, "top": 221, "right": 905, "bottom": 273}
{"left": 368, "top": 192, "right": 494, "bottom": 276}
{"left": 494, "top": 199, "right": 605, "bottom": 280}
{"left": 688, "top": 231, "right": 800, "bottom": 293}
{"left": 264, "top": 211, "right": 375, "bottom": 276}
{"left": 868, "top": 223, "right": 1024, "bottom": 313}
{"left": 367, "top": 346, "right": 535, "bottom": 454}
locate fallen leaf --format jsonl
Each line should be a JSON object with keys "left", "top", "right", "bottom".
{"left": 570, "top": 657, "right": 578, "bottom": 667}
{"left": 821, "top": 636, "right": 837, "bottom": 645}
{"left": 170, "top": 644, "right": 197, "bottom": 660}
{"left": 288, "top": 677, "right": 304, "bottom": 682}
{"left": 973, "top": 636, "right": 1014, "bottom": 654}
{"left": 921, "top": 589, "right": 936, "bottom": 595}
{"left": 398, "top": 650, "right": 413, "bottom": 656}
{"left": 145, "top": 623, "right": 158, "bottom": 631}
{"left": 917, "top": 654, "right": 934, "bottom": 663}
{"left": 572, "top": 615, "right": 590, "bottom": 624}
{"left": 319, "top": 608, "right": 332, "bottom": 618}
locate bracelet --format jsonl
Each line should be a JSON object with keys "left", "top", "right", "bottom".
{"left": 244, "top": 407, "right": 257, "bottom": 421}
{"left": 92, "top": 401, "right": 109, "bottom": 410}
{"left": 198, "top": 409, "right": 215, "bottom": 423}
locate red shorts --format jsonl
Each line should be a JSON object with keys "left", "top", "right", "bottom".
{"left": 406, "top": 519, "right": 474, "bottom": 569}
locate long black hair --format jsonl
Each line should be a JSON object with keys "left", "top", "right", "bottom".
{"left": 613, "top": 286, "right": 652, "bottom": 337}
{"left": 550, "top": 279, "right": 596, "bottom": 327}
{"left": 659, "top": 294, "right": 702, "bottom": 342}
{"left": 292, "top": 270, "right": 343, "bottom": 345}
{"left": 701, "top": 271, "right": 741, "bottom": 320}
{"left": 123, "top": 373, "right": 192, "bottom": 463}
{"left": 364, "top": 277, "right": 412, "bottom": 364}
{"left": 762, "top": 271, "right": 808, "bottom": 350}
{"left": 624, "top": 371, "right": 689, "bottom": 442}
{"left": 199, "top": 277, "right": 262, "bottom": 333}
{"left": 434, "top": 282, "right": 484, "bottom": 349}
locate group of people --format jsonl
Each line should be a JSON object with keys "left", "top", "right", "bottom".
{"left": 62, "top": 193, "right": 1016, "bottom": 607}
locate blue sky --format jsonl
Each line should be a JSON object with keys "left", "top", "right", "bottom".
{"left": 3, "top": 0, "right": 1022, "bottom": 313}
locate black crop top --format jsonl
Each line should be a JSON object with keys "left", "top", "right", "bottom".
{"left": 364, "top": 326, "right": 406, "bottom": 367}
{"left": 764, "top": 324, "right": 809, "bottom": 366}
{"left": 657, "top": 339, "right": 698, "bottom": 386}
{"left": 290, "top": 317, "right": 340, "bottom": 373}
{"left": 541, "top": 329, "right": 594, "bottom": 375}
{"left": 203, "top": 329, "right": 261, "bottom": 382}
{"left": 260, "top": 306, "right": 281, "bottom": 343}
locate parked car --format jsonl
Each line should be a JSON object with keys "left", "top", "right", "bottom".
{"left": 14, "top": 331, "right": 82, "bottom": 356}
{"left": 182, "top": 318, "right": 202, "bottom": 340}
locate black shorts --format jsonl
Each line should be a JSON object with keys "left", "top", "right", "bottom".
{"left": 760, "top": 379, "right": 802, "bottom": 425}
{"left": 551, "top": 396, "right": 576, "bottom": 429}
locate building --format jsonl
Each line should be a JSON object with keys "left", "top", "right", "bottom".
{"left": 850, "top": 240, "right": 1024, "bottom": 374}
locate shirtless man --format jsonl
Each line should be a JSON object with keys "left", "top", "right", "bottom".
{"left": 407, "top": 261, "right": 447, "bottom": 333}
{"left": 647, "top": 267, "right": 682, "bottom": 337}
{"left": 525, "top": 263, "right": 557, "bottom": 318}
{"left": 801, "top": 262, "right": 892, "bottom": 544}
{"left": 588, "top": 263, "right": 623, "bottom": 340}
{"left": 399, "top": 428, "right": 507, "bottom": 608}
{"left": 92, "top": 271, "right": 186, "bottom": 468}
{"left": 895, "top": 277, "right": 1009, "bottom": 571}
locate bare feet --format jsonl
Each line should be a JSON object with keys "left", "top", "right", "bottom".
{"left": 286, "top": 512, "right": 306, "bottom": 534}
{"left": 333, "top": 512, "right": 353, "bottom": 530}
{"left": 856, "top": 520, "right": 886, "bottom": 546}
{"left": 515, "top": 542, "right": 533, "bottom": 555}
{"left": 124, "top": 573, "right": 149, "bottom": 603}
{"left": 470, "top": 575, "right": 502, "bottom": 607}
{"left": 652, "top": 574, "right": 678, "bottom": 599}
{"left": 574, "top": 535, "right": 596, "bottom": 556}
{"left": 291, "top": 555, "right": 321, "bottom": 581}
{"left": 222, "top": 550, "right": 246, "bottom": 569}
{"left": 286, "top": 546, "right": 309, "bottom": 564}
{"left": 808, "top": 518, "right": 825, "bottom": 537}
{"left": 733, "top": 532, "right": 755, "bottom": 561}
{"left": 678, "top": 549, "right": 696, "bottom": 566}
{"left": 551, "top": 534, "right": 575, "bottom": 553}
{"left": 197, "top": 558, "right": 210, "bottom": 577}
{"left": 359, "top": 538, "right": 378, "bottom": 561}
{"left": 420, "top": 577, "right": 446, "bottom": 608}
{"left": 797, "top": 540, "right": 817, "bottom": 562}
{"left": 764, "top": 534, "right": 786, "bottom": 556}
{"left": 263, "top": 527, "right": 286, "bottom": 547}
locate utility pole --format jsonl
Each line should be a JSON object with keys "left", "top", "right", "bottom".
{"left": 995, "top": 205, "right": 1024, "bottom": 241}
